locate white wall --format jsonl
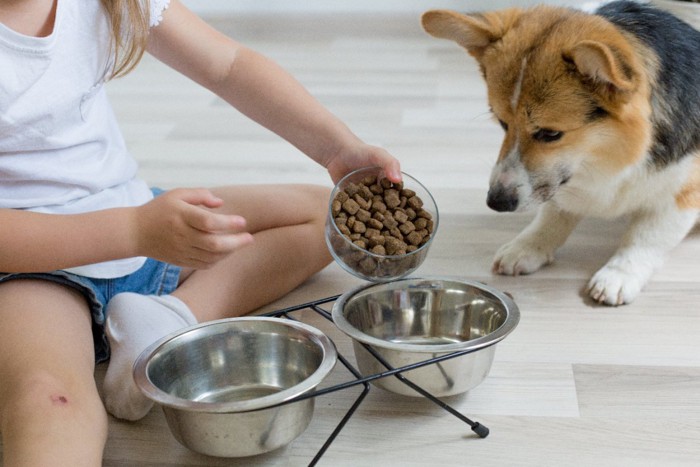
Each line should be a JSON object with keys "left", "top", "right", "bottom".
{"left": 181, "top": 1, "right": 595, "bottom": 15}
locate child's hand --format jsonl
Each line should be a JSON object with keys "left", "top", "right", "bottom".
{"left": 133, "top": 188, "right": 254, "bottom": 268}
{"left": 325, "top": 143, "right": 402, "bottom": 185}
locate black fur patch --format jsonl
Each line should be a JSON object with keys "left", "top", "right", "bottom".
{"left": 596, "top": 0, "right": 700, "bottom": 168}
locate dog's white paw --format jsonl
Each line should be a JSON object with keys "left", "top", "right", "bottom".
{"left": 587, "top": 264, "right": 646, "bottom": 306}
{"left": 492, "top": 240, "right": 554, "bottom": 276}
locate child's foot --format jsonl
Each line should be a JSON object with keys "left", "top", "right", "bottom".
{"left": 103, "top": 293, "right": 197, "bottom": 421}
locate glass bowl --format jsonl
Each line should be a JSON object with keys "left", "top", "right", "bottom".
{"left": 325, "top": 167, "right": 439, "bottom": 282}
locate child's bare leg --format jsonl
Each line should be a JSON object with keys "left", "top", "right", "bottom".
{"left": 173, "top": 184, "right": 332, "bottom": 320}
{"left": 0, "top": 280, "right": 107, "bottom": 467}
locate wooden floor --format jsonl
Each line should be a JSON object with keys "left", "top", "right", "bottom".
{"left": 10, "top": 12, "right": 700, "bottom": 467}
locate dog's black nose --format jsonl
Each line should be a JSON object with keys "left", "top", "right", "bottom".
{"left": 487, "top": 187, "right": 518, "bottom": 212}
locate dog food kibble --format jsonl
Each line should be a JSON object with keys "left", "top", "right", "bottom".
{"left": 329, "top": 174, "right": 434, "bottom": 278}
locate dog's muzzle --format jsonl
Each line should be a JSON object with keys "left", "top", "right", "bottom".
{"left": 487, "top": 186, "right": 519, "bottom": 212}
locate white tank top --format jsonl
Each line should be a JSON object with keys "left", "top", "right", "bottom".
{"left": 0, "top": 0, "right": 170, "bottom": 278}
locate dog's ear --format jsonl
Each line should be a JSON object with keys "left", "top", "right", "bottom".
{"left": 564, "top": 40, "right": 637, "bottom": 100}
{"left": 421, "top": 9, "right": 522, "bottom": 59}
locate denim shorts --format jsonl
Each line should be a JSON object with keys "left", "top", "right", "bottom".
{"left": 0, "top": 258, "right": 181, "bottom": 363}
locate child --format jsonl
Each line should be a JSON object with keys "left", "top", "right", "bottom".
{"left": 0, "top": 0, "right": 402, "bottom": 465}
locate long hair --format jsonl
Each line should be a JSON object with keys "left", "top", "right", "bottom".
{"left": 101, "top": 0, "right": 150, "bottom": 79}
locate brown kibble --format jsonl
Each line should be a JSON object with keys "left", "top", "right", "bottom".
{"left": 330, "top": 235, "right": 347, "bottom": 250}
{"left": 350, "top": 233, "right": 362, "bottom": 241}
{"left": 345, "top": 182, "right": 361, "bottom": 197}
{"left": 359, "top": 184, "right": 373, "bottom": 200}
{"left": 334, "top": 191, "right": 349, "bottom": 203}
{"left": 369, "top": 183, "right": 383, "bottom": 195}
{"left": 352, "top": 221, "right": 367, "bottom": 234}
{"left": 385, "top": 236, "right": 401, "bottom": 255}
{"left": 399, "top": 221, "right": 416, "bottom": 236}
{"left": 417, "top": 209, "right": 432, "bottom": 220}
{"left": 385, "top": 238, "right": 407, "bottom": 255}
{"left": 407, "top": 245, "right": 418, "bottom": 253}
{"left": 342, "top": 198, "right": 360, "bottom": 215}
{"left": 347, "top": 251, "right": 364, "bottom": 263}
{"left": 363, "top": 228, "right": 381, "bottom": 239}
{"left": 384, "top": 189, "right": 400, "bottom": 208}
{"left": 369, "top": 235, "right": 385, "bottom": 247}
{"left": 361, "top": 175, "right": 377, "bottom": 186}
{"left": 367, "top": 218, "right": 383, "bottom": 230}
{"left": 382, "top": 212, "right": 398, "bottom": 229}
{"left": 414, "top": 217, "right": 428, "bottom": 230}
{"left": 401, "top": 189, "right": 416, "bottom": 198}
{"left": 353, "top": 239, "right": 367, "bottom": 249}
{"left": 353, "top": 193, "right": 371, "bottom": 210}
{"left": 373, "top": 200, "right": 387, "bottom": 213}
{"left": 370, "top": 245, "right": 386, "bottom": 255}
{"left": 407, "top": 196, "right": 423, "bottom": 210}
{"left": 406, "top": 230, "right": 424, "bottom": 246}
{"left": 394, "top": 210, "right": 408, "bottom": 224}
{"left": 355, "top": 208, "right": 371, "bottom": 223}
{"left": 389, "top": 227, "right": 403, "bottom": 240}
{"left": 332, "top": 199, "right": 342, "bottom": 216}
{"left": 346, "top": 216, "right": 355, "bottom": 229}
{"left": 359, "top": 256, "right": 376, "bottom": 273}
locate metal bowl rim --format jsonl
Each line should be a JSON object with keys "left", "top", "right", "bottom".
{"left": 331, "top": 276, "right": 520, "bottom": 353}
{"left": 133, "top": 317, "right": 338, "bottom": 413}
{"left": 326, "top": 166, "right": 440, "bottom": 261}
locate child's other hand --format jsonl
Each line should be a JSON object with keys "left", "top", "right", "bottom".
{"left": 133, "top": 188, "right": 254, "bottom": 268}
{"left": 325, "top": 143, "right": 402, "bottom": 185}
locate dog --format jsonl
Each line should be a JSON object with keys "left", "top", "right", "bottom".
{"left": 421, "top": 1, "right": 700, "bottom": 305}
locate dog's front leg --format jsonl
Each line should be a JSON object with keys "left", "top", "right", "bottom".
{"left": 493, "top": 202, "right": 580, "bottom": 275}
{"left": 587, "top": 207, "right": 698, "bottom": 306}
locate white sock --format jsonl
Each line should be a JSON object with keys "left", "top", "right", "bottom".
{"left": 103, "top": 293, "right": 197, "bottom": 421}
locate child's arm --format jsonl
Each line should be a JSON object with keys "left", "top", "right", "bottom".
{"left": 146, "top": 1, "right": 401, "bottom": 184}
{"left": 0, "top": 188, "right": 251, "bottom": 273}
{"left": 0, "top": 207, "right": 138, "bottom": 273}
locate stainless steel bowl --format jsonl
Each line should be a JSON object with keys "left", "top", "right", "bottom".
{"left": 133, "top": 317, "right": 337, "bottom": 457}
{"left": 332, "top": 277, "right": 519, "bottom": 397}
{"left": 326, "top": 166, "right": 439, "bottom": 282}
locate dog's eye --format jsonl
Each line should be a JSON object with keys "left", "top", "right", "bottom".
{"left": 498, "top": 119, "right": 508, "bottom": 131}
{"left": 533, "top": 128, "right": 563, "bottom": 142}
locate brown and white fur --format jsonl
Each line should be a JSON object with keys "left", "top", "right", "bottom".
{"left": 422, "top": 1, "right": 700, "bottom": 305}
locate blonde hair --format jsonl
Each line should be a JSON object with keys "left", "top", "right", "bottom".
{"left": 101, "top": 0, "right": 151, "bottom": 79}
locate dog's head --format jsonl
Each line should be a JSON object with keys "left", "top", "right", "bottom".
{"left": 422, "top": 6, "right": 653, "bottom": 212}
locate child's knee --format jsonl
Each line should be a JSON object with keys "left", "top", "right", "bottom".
{"left": 1, "top": 369, "right": 107, "bottom": 432}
